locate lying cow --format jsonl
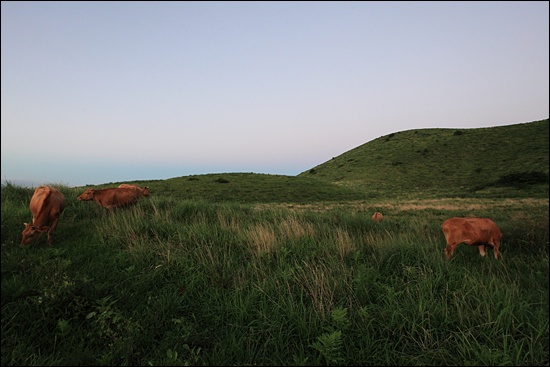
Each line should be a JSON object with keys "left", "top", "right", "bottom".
{"left": 117, "top": 183, "right": 150, "bottom": 198}
{"left": 77, "top": 187, "right": 143, "bottom": 211}
{"left": 441, "top": 217, "right": 502, "bottom": 260}
{"left": 372, "top": 212, "right": 383, "bottom": 222}
{"left": 21, "top": 185, "right": 66, "bottom": 246}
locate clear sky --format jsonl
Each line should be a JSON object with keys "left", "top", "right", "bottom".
{"left": 2, "top": 1, "right": 549, "bottom": 187}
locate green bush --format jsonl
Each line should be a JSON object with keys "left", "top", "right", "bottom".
{"left": 495, "top": 171, "right": 549, "bottom": 188}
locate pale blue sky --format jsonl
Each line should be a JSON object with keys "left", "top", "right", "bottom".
{"left": 2, "top": 1, "right": 549, "bottom": 187}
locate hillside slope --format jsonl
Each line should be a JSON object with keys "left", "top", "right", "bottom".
{"left": 299, "top": 119, "right": 549, "bottom": 197}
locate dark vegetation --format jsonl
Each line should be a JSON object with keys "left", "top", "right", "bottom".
{"left": 494, "top": 171, "right": 549, "bottom": 188}
{"left": 1, "top": 118, "right": 548, "bottom": 366}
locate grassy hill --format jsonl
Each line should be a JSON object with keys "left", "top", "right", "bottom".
{"left": 74, "top": 118, "right": 548, "bottom": 202}
{"left": 129, "top": 173, "right": 366, "bottom": 203}
{"left": 299, "top": 118, "right": 549, "bottom": 198}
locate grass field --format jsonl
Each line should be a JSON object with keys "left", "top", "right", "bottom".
{"left": 1, "top": 182, "right": 548, "bottom": 366}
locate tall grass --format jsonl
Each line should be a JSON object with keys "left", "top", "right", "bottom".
{"left": 1, "top": 183, "right": 548, "bottom": 365}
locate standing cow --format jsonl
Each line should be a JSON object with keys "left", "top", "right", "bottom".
{"left": 117, "top": 183, "right": 150, "bottom": 198}
{"left": 21, "top": 185, "right": 66, "bottom": 246}
{"left": 77, "top": 187, "right": 142, "bottom": 211}
{"left": 441, "top": 217, "right": 502, "bottom": 260}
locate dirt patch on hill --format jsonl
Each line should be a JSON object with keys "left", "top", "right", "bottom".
{"left": 376, "top": 198, "right": 548, "bottom": 212}
{"left": 255, "top": 198, "right": 548, "bottom": 213}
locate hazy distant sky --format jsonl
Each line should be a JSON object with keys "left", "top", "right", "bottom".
{"left": 2, "top": 1, "right": 548, "bottom": 187}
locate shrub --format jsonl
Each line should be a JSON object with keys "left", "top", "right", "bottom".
{"left": 494, "top": 171, "right": 549, "bottom": 188}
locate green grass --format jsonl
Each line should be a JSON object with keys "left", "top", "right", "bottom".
{"left": 2, "top": 118, "right": 549, "bottom": 365}
{"left": 2, "top": 183, "right": 548, "bottom": 365}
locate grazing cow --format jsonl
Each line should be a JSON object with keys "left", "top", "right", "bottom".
{"left": 77, "top": 187, "right": 141, "bottom": 211}
{"left": 372, "top": 212, "right": 383, "bottom": 222}
{"left": 441, "top": 217, "right": 502, "bottom": 260}
{"left": 117, "top": 183, "right": 150, "bottom": 198}
{"left": 21, "top": 185, "right": 66, "bottom": 246}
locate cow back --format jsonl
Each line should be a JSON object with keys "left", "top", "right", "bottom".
{"left": 80, "top": 187, "right": 140, "bottom": 210}
{"left": 118, "top": 184, "right": 150, "bottom": 198}
{"left": 29, "top": 186, "right": 66, "bottom": 227}
{"left": 443, "top": 217, "right": 501, "bottom": 242}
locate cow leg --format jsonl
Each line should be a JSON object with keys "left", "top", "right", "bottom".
{"left": 493, "top": 242, "right": 500, "bottom": 260}
{"left": 46, "top": 218, "right": 60, "bottom": 246}
{"left": 46, "top": 230, "right": 54, "bottom": 246}
{"left": 477, "top": 245, "right": 487, "bottom": 257}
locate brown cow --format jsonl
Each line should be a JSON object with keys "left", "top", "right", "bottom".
{"left": 21, "top": 185, "right": 66, "bottom": 246}
{"left": 77, "top": 187, "right": 141, "bottom": 211}
{"left": 441, "top": 217, "right": 502, "bottom": 260}
{"left": 117, "top": 183, "right": 150, "bottom": 198}
{"left": 372, "top": 212, "right": 383, "bottom": 222}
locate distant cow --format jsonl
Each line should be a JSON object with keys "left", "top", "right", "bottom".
{"left": 77, "top": 187, "right": 142, "bottom": 211}
{"left": 21, "top": 185, "right": 66, "bottom": 246}
{"left": 372, "top": 212, "right": 383, "bottom": 222}
{"left": 441, "top": 217, "right": 502, "bottom": 260}
{"left": 117, "top": 184, "right": 150, "bottom": 198}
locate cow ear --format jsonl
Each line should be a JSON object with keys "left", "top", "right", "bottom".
{"left": 37, "top": 226, "right": 50, "bottom": 233}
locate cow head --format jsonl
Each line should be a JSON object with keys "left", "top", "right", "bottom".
{"left": 142, "top": 187, "right": 150, "bottom": 197}
{"left": 20, "top": 223, "right": 49, "bottom": 246}
{"left": 77, "top": 188, "right": 95, "bottom": 201}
